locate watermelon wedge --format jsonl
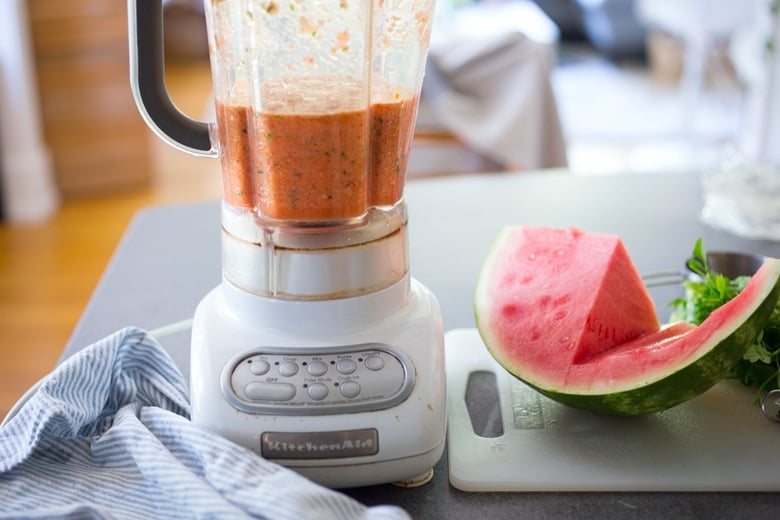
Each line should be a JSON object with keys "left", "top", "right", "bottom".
{"left": 475, "top": 226, "right": 780, "bottom": 416}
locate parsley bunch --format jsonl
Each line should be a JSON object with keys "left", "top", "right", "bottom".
{"left": 670, "top": 239, "right": 780, "bottom": 404}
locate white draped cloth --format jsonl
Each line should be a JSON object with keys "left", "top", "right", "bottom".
{"left": 421, "top": 2, "right": 568, "bottom": 171}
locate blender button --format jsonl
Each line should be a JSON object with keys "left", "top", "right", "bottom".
{"left": 339, "top": 381, "right": 361, "bottom": 398}
{"left": 307, "top": 361, "right": 328, "bottom": 377}
{"left": 364, "top": 356, "right": 384, "bottom": 371}
{"left": 249, "top": 359, "right": 270, "bottom": 375}
{"left": 245, "top": 382, "right": 296, "bottom": 401}
{"left": 307, "top": 383, "right": 329, "bottom": 400}
{"left": 278, "top": 361, "right": 299, "bottom": 377}
{"left": 336, "top": 359, "right": 357, "bottom": 375}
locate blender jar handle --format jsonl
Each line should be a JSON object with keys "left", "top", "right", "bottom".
{"left": 127, "top": 0, "right": 215, "bottom": 157}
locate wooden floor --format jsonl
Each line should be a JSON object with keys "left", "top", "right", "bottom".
{"left": 0, "top": 62, "right": 220, "bottom": 419}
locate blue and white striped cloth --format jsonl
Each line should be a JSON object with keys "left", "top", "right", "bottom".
{"left": 0, "top": 327, "right": 410, "bottom": 519}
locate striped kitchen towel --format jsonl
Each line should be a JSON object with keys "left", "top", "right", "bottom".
{"left": 0, "top": 327, "right": 409, "bottom": 519}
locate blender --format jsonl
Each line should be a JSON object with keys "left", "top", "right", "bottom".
{"left": 127, "top": 0, "right": 445, "bottom": 488}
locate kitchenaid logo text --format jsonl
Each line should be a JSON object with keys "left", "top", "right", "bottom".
{"left": 261, "top": 429, "right": 379, "bottom": 459}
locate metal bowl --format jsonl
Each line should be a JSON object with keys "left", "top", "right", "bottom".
{"left": 702, "top": 251, "right": 766, "bottom": 279}
{"left": 643, "top": 251, "right": 767, "bottom": 288}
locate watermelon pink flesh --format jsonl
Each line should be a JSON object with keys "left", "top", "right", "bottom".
{"left": 483, "top": 227, "right": 660, "bottom": 372}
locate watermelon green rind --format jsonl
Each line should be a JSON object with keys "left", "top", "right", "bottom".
{"left": 475, "top": 226, "right": 780, "bottom": 416}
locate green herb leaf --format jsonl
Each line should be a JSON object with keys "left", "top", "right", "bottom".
{"left": 744, "top": 335, "right": 773, "bottom": 364}
{"left": 687, "top": 238, "right": 708, "bottom": 277}
{"left": 671, "top": 239, "right": 780, "bottom": 405}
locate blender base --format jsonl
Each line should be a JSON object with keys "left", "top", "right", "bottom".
{"left": 189, "top": 274, "right": 446, "bottom": 488}
{"left": 392, "top": 468, "right": 435, "bottom": 488}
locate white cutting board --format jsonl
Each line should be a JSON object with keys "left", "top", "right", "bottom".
{"left": 445, "top": 328, "right": 780, "bottom": 492}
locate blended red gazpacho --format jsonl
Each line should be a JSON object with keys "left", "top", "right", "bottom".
{"left": 215, "top": 102, "right": 252, "bottom": 208}
{"left": 214, "top": 79, "right": 418, "bottom": 221}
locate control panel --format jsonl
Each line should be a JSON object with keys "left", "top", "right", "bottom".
{"left": 220, "top": 344, "right": 415, "bottom": 415}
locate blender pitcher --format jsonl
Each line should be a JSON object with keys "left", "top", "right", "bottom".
{"left": 130, "top": 0, "right": 434, "bottom": 298}
{"left": 128, "top": 0, "right": 445, "bottom": 488}
{"left": 206, "top": 0, "right": 428, "bottom": 222}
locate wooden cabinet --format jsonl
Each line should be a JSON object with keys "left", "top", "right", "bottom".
{"left": 26, "top": 0, "right": 152, "bottom": 198}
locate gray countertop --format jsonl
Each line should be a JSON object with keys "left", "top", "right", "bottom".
{"left": 64, "top": 170, "right": 780, "bottom": 518}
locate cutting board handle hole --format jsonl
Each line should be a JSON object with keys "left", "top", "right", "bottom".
{"left": 465, "top": 371, "right": 504, "bottom": 438}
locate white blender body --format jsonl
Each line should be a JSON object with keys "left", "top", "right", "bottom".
{"left": 190, "top": 274, "right": 445, "bottom": 488}
{"left": 128, "top": 0, "right": 445, "bottom": 487}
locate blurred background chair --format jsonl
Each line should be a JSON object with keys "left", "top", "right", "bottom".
{"left": 635, "top": 0, "right": 753, "bottom": 138}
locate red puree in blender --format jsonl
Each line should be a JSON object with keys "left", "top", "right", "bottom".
{"left": 215, "top": 83, "right": 418, "bottom": 221}
{"left": 215, "top": 102, "right": 252, "bottom": 208}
